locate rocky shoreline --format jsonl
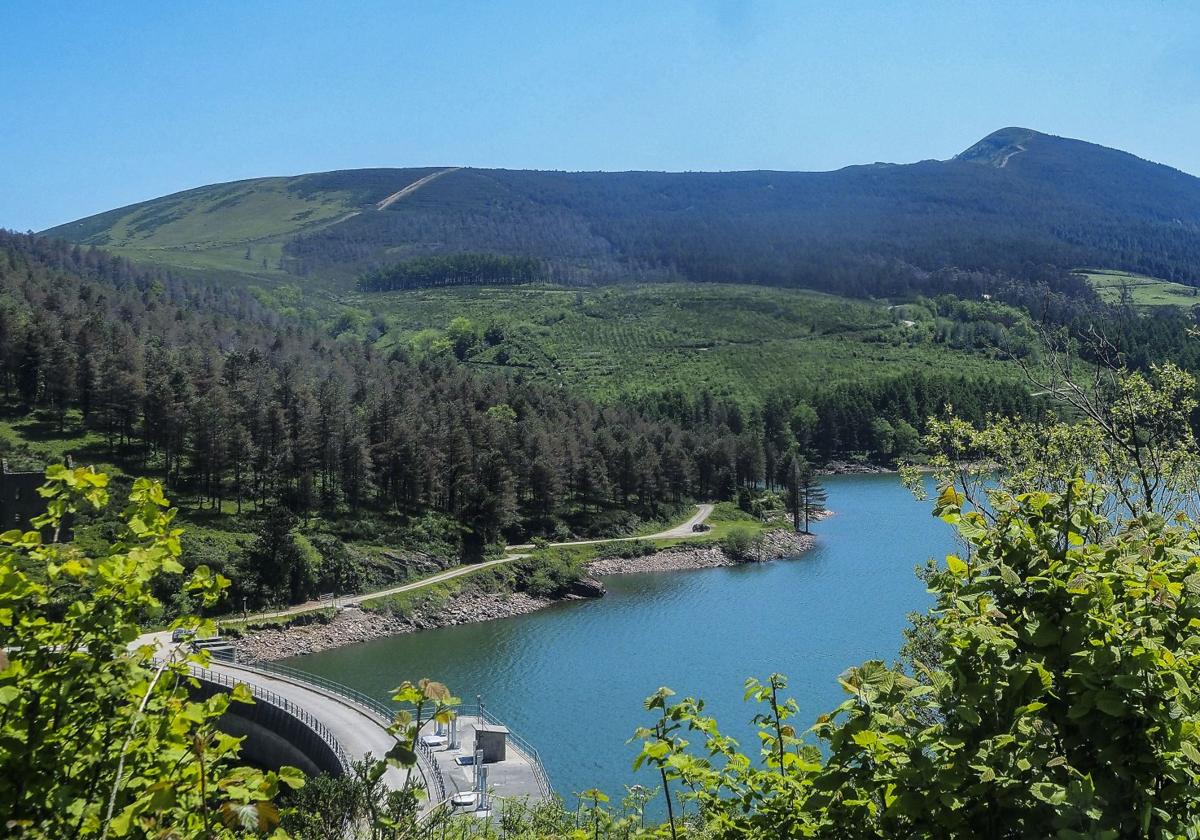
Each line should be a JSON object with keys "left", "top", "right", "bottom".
{"left": 587, "top": 527, "right": 816, "bottom": 576}
{"left": 820, "top": 460, "right": 895, "bottom": 475}
{"left": 234, "top": 591, "right": 562, "bottom": 661}
{"left": 233, "top": 526, "right": 823, "bottom": 662}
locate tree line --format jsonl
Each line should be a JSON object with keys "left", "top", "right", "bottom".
{"left": 356, "top": 253, "right": 545, "bottom": 292}
{"left": 0, "top": 232, "right": 1044, "bottom": 562}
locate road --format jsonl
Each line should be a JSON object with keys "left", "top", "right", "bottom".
{"left": 230, "top": 503, "right": 716, "bottom": 624}
{"left": 375, "top": 167, "right": 460, "bottom": 210}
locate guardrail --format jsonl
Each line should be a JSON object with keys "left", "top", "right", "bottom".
{"left": 459, "top": 704, "right": 553, "bottom": 800}
{"left": 179, "top": 661, "right": 352, "bottom": 776}
{"left": 225, "top": 659, "right": 447, "bottom": 802}
{"left": 230, "top": 659, "right": 551, "bottom": 800}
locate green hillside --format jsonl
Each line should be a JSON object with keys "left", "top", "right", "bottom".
{"left": 301, "top": 282, "right": 1034, "bottom": 404}
{"left": 1079, "top": 269, "right": 1200, "bottom": 309}
{"left": 44, "top": 128, "right": 1200, "bottom": 295}
{"left": 44, "top": 168, "right": 447, "bottom": 276}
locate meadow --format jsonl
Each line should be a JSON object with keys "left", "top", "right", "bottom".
{"left": 323, "top": 282, "right": 1027, "bottom": 403}
{"left": 1080, "top": 269, "right": 1200, "bottom": 309}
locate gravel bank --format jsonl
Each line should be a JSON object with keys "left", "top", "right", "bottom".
{"left": 234, "top": 521, "right": 828, "bottom": 660}
{"left": 587, "top": 527, "right": 817, "bottom": 576}
{"left": 234, "top": 590, "right": 559, "bottom": 661}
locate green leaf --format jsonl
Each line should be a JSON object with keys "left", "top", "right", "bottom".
{"left": 277, "top": 765, "right": 307, "bottom": 789}
{"left": 1094, "top": 690, "right": 1126, "bottom": 717}
{"left": 946, "top": 555, "right": 968, "bottom": 577}
{"left": 1181, "top": 741, "right": 1200, "bottom": 765}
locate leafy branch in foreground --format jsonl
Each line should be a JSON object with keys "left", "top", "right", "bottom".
{"left": 618, "top": 477, "right": 1200, "bottom": 838}
{"left": 0, "top": 466, "right": 302, "bottom": 838}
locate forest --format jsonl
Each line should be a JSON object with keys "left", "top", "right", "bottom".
{"left": 0, "top": 232, "right": 1047, "bottom": 608}
{"left": 357, "top": 253, "right": 545, "bottom": 292}
{"left": 44, "top": 128, "right": 1200, "bottom": 302}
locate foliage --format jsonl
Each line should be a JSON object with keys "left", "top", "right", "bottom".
{"left": 591, "top": 539, "right": 658, "bottom": 561}
{"left": 781, "top": 454, "right": 826, "bottom": 534}
{"left": 719, "top": 527, "right": 763, "bottom": 563}
{"left": 0, "top": 233, "right": 840, "bottom": 599}
{"left": 605, "top": 480, "right": 1200, "bottom": 838}
{"left": 0, "top": 465, "right": 302, "bottom": 838}
{"left": 51, "top": 129, "right": 1200, "bottom": 292}
{"left": 358, "top": 253, "right": 545, "bottom": 292}
{"left": 512, "top": 549, "right": 586, "bottom": 598}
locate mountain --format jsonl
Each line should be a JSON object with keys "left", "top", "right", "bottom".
{"left": 43, "top": 128, "right": 1200, "bottom": 293}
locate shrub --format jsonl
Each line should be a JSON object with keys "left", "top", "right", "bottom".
{"left": 721, "top": 526, "right": 764, "bottom": 562}
{"left": 592, "top": 539, "right": 657, "bottom": 560}
{"left": 512, "top": 549, "right": 585, "bottom": 598}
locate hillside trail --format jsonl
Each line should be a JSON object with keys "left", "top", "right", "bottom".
{"left": 205, "top": 503, "right": 715, "bottom": 627}
{"left": 376, "top": 167, "right": 461, "bottom": 210}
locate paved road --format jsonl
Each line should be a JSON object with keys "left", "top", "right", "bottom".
{"left": 233, "top": 504, "right": 716, "bottom": 624}
{"left": 208, "top": 659, "right": 411, "bottom": 791}
{"left": 135, "top": 635, "right": 406, "bottom": 777}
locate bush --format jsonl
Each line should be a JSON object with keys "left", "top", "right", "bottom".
{"left": 512, "top": 549, "right": 585, "bottom": 598}
{"left": 710, "top": 501, "right": 759, "bottom": 524}
{"left": 592, "top": 539, "right": 657, "bottom": 561}
{"left": 721, "top": 526, "right": 764, "bottom": 562}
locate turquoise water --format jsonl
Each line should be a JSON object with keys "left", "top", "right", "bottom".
{"left": 285, "top": 474, "right": 957, "bottom": 803}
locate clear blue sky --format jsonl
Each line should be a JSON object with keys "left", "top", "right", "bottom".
{"left": 3, "top": 1, "right": 1198, "bottom": 231}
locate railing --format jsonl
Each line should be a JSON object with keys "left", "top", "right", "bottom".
{"left": 459, "top": 704, "right": 553, "bottom": 800}
{"left": 231, "top": 659, "right": 552, "bottom": 800}
{"left": 225, "top": 658, "right": 447, "bottom": 802}
{"left": 180, "top": 661, "right": 352, "bottom": 775}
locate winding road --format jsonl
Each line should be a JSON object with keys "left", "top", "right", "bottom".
{"left": 231, "top": 504, "right": 715, "bottom": 624}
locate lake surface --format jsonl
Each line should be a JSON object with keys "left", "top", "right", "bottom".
{"left": 285, "top": 473, "right": 957, "bottom": 803}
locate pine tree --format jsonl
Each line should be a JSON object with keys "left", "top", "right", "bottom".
{"left": 798, "top": 461, "right": 828, "bottom": 534}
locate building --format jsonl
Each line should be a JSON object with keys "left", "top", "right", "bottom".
{"left": 0, "top": 458, "right": 72, "bottom": 541}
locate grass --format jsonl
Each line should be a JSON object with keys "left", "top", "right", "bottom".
{"left": 220, "top": 608, "right": 338, "bottom": 636}
{"left": 359, "top": 568, "right": 496, "bottom": 616}
{"left": 323, "top": 283, "right": 1026, "bottom": 404}
{"left": 1079, "top": 269, "right": 1200, "bottom": 309}
{"left": 45, "top": 176, "right": 362, "bottom": 276}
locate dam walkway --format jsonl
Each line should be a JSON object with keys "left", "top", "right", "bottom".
{"left": 174, "top": 653, "right": 551, "bottom": 815}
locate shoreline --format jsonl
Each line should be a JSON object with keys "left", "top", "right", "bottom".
{"left": 232, "top": 527, "right": 823, "bottom": 662}
{"left": 586, "top": 527, "right": 816, "bottom": 576}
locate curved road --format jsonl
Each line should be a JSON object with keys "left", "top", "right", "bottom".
{"left": 236, "top": 503, "right": 715, "bottom": 624}
{"left": 132, "top": 505, "right": 716, "bottom": 803}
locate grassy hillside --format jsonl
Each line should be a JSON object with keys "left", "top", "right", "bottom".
{"left": 305, "top": 282, "right": 1032, "bottom": 403}
{"left": 43, "top": 129, "right": 1200, "bottom": 292}
{"left": 1079, "top": 269, "right": 1200, "bottom": 309}
{"left": 43, "top": 168, "right": 446, "bottom": 277}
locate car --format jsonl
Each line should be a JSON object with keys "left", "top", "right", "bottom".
{"left": 170, "top": 628, "right": 195, "bottom": 643}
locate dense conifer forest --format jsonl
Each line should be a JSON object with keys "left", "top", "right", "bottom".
{"left": 0, "top": 233, "right": 1036, "bottom": 559}
{"left": 48, "top": 129, "right": 1200, "bottom": 294}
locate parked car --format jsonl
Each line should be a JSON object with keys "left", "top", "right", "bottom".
{"left": 171, "top": 628, "right": 195, "bottom": 643}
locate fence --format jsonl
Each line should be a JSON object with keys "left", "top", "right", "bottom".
{"left": 231, "top": 659, "right": 552, "bottom": 801}
{"left": 457, "top": 704, "right": 553, "bottom": 800}
{"left": 225, "top": 658, "right": 447, "bottom": 802}
{"left": 182, "top": 661, "right": 351, "bottom": 776}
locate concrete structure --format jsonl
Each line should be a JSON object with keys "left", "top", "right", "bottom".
{"left": 419, "top": 709, "right": 550, "bottom": 806}
{"left": 185, "top": 656, "right": 551, "bottom": 815}
{"left": 186, "top": 663, "right": 347, "bottom": 778}
{"left": 0, "top": 457, "right": 72, "bottom": 540}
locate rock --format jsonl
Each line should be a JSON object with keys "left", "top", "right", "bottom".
{"left": 589, "top": 527, "right": 819, "bottom": 576}
{"left": 569, "top": 576, "right": 607, "bottom": 598}
{"left": 234, "top": 589, "right": 557, "bottom": 662}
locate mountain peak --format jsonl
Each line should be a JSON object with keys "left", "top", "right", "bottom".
{"left": 955, "top": 127, "right": 1045, "bottom": 167}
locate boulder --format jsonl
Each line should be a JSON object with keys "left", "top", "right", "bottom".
{"left": 570, "top": 576, "right": 607, "bottom": 598}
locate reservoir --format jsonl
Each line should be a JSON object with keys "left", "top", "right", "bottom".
{"left": 284, "top": 473, "right": 957, "bottom": 803}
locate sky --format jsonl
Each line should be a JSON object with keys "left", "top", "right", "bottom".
{"left": 2, "top": 1, "right": 1199, "bottom": 231}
